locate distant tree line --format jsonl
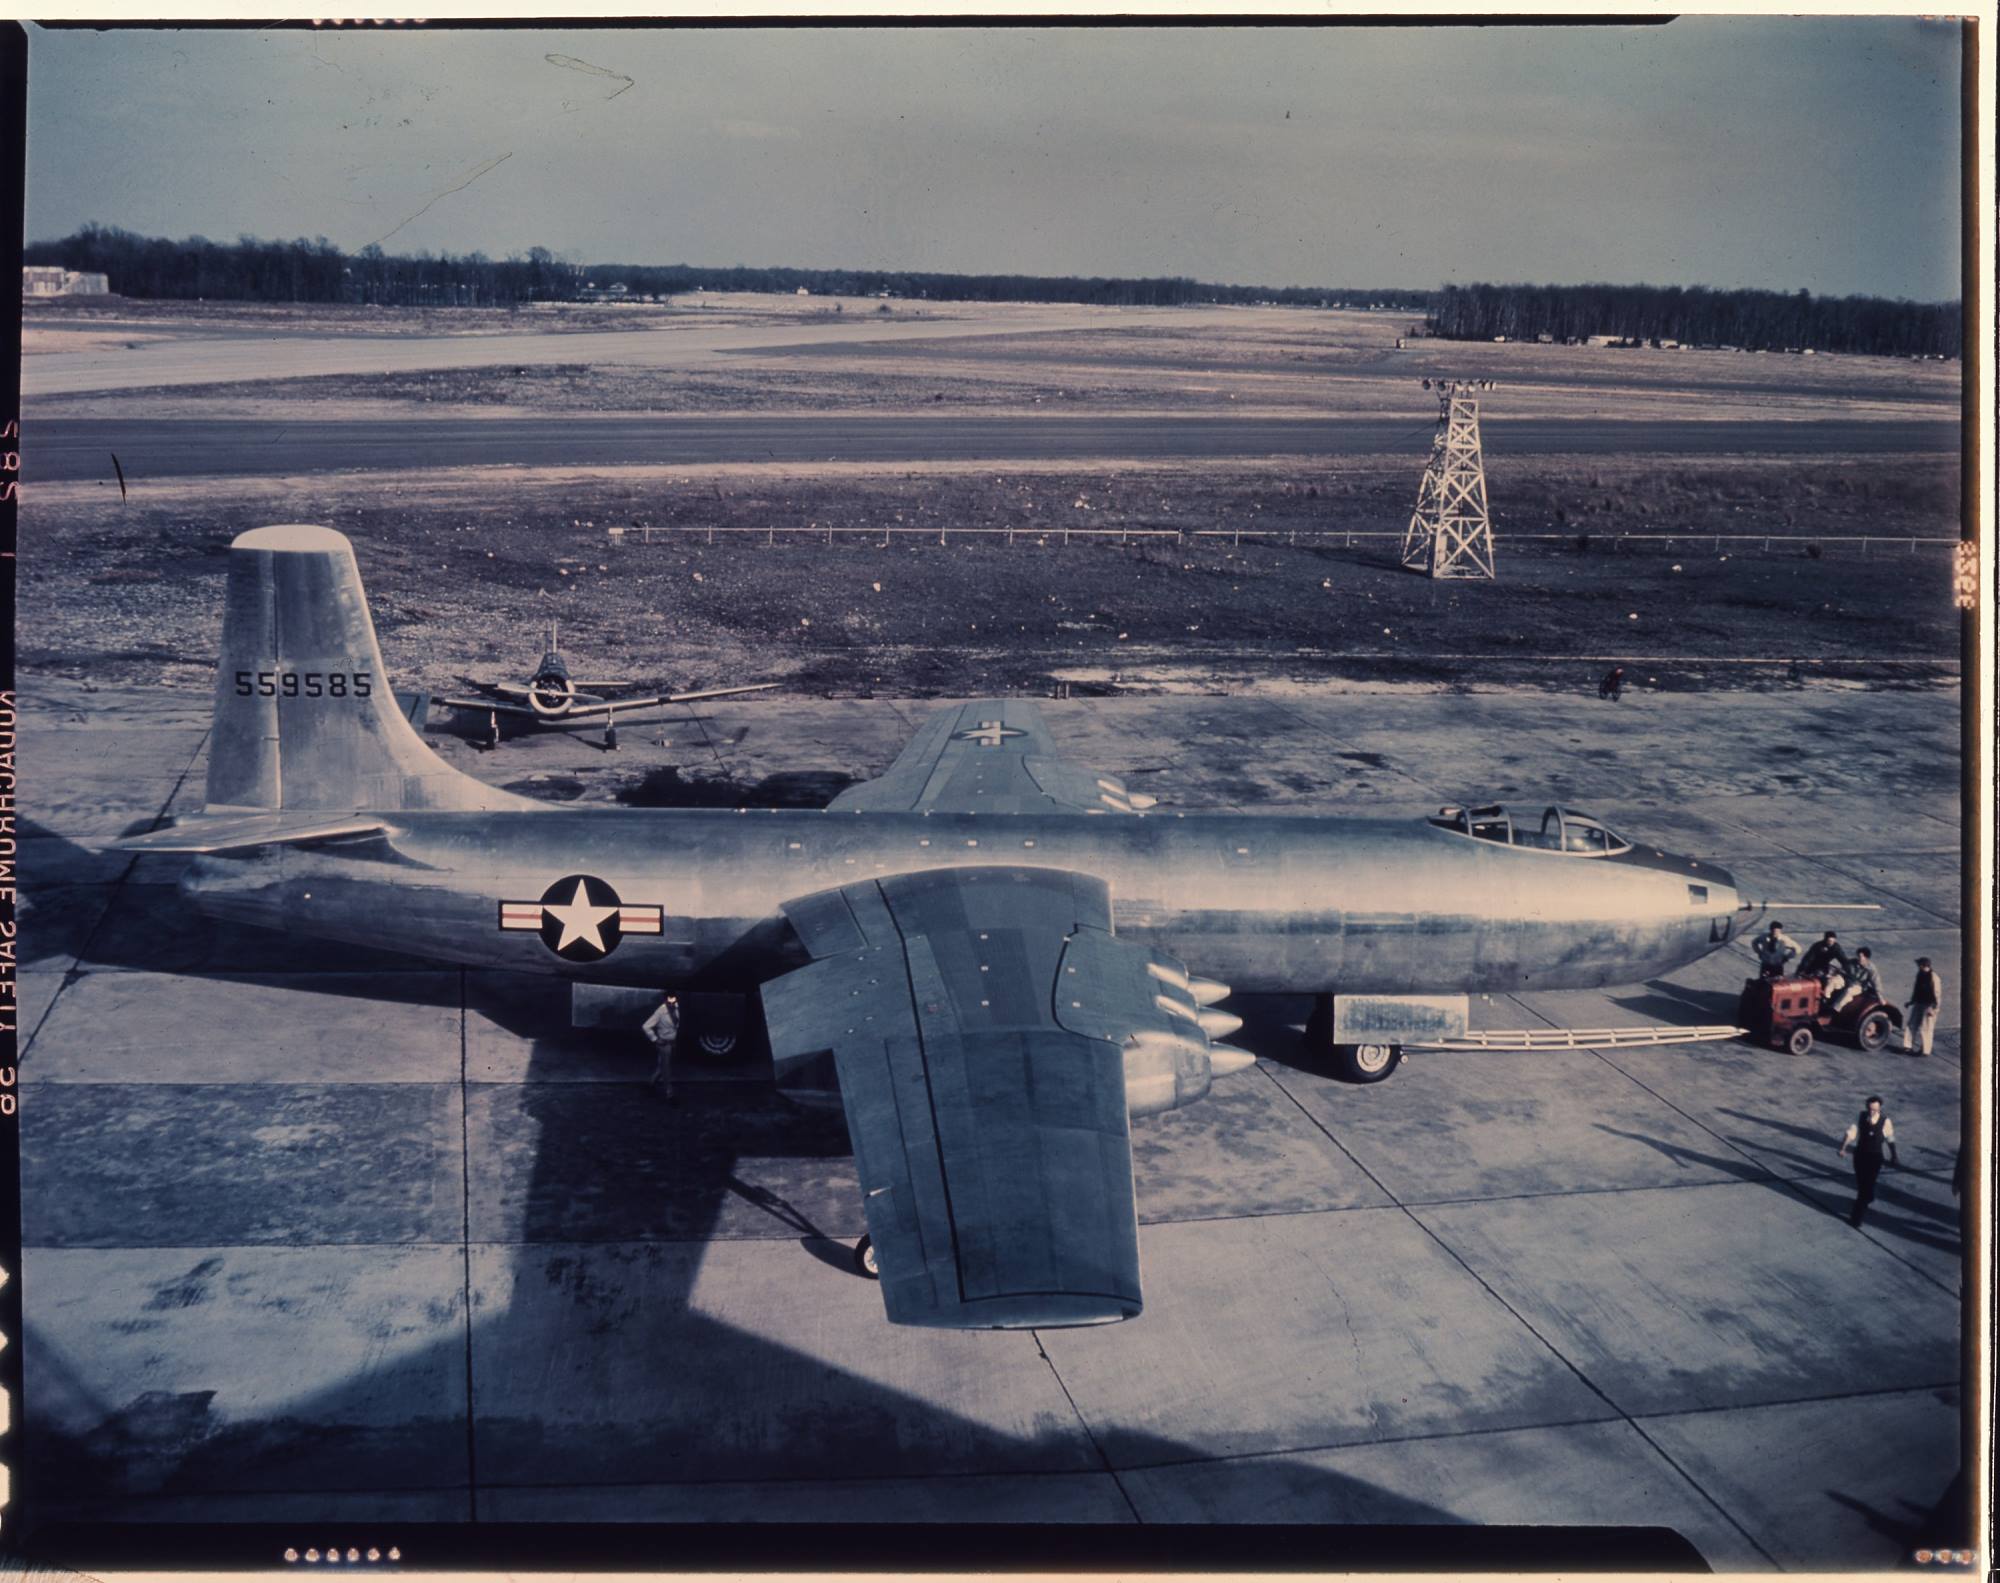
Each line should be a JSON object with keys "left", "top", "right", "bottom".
{"left": 23, "top": 224, "right": 1430, "bottom": 312}
{"left": 1427, "top": 282, "right": 1959, "bottom": 358}
{"left": 24, "top": 225, "right": 586, "bottom": 307}
{"left": 589, "top": 261, "right": 1430, "bottom": 311}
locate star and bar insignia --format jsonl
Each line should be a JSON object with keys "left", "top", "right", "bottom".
{"left": 500, "top": 874, "right": 663, "bottom": 962}
{"left": 954, "top": 720, "right": 1026, "bottom": 748}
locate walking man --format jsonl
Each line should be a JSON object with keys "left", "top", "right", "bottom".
{"left": 1904, "top": 956, "right": 1942, "bottom": 1056}
{"left": 1837, "top": 1095, "right": 1898, "bottom": 1228}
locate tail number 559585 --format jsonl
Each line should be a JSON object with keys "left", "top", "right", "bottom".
{"left": 234, "top": 670, "right": 374, "bottom": 698}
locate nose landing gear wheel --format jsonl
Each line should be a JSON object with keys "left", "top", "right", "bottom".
{"left": 854, "top": 1234, "right": 879, "bottom": 1280}
{"left": 1334, "top": 1042, "right": 1403, "bottom": 1083}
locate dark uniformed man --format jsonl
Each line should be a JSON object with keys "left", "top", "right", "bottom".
{"left": 1797, "top": 930, "right": 1851, "bottom": 994}
{"left": 1837, "top": 1095, "right": 1898, "bottom": 1228}
{"left": 1797, "top": 930, "right": 1847, "bottom": 979}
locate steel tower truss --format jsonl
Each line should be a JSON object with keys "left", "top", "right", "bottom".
{"left": 1400, "top": 382, "right": 1496, "bottom": 579}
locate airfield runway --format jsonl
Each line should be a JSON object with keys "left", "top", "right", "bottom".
{"left": 24, "top": 414, "right": 1962, "bottom": 483}
{"left": 17, "top": 303, "right": 1202, "bottom": 398}
{"left": 13, "top": 681, "right": 1964, "bottom": 1566}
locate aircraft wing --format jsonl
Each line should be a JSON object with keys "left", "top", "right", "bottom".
{"left": 434, "top": 695, "right": 550, "bottom": 719}
{"left": 552, "top": 682, "right": 783, "bottom": 717}
{"left": 435, "top": 683, "right": 777, "bottom": 721}
{"left": 761, "top": 865, "right": 1159, "bottom": 1329}
{"left": 825, "top": 699, "right": 1158, "bottom": 815}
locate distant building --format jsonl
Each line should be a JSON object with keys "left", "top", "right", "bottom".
{"left": 23, "top": 266, "right": 110, "bottom": 297}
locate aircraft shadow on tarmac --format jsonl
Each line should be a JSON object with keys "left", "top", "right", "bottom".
{"left": 21, "top": 1023, "right": 1489, "bottom": 1530}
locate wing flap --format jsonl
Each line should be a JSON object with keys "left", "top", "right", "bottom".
{"left": 762, "top": 866, "right": 1143, "bottom": 1329}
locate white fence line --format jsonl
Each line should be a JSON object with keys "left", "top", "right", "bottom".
{"left": 605, "top": 523, "right": 1957, "bottom": 552}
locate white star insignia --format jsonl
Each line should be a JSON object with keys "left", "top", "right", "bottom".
{"left": 542, "top": 878, "right": 621, "bottom": 954}
{"left": 956, "top": 721, "right": 1025, "bottom": 748}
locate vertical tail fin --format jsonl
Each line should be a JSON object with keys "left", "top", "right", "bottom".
{"left": 206, "top": 525, "right": 527, "bottom": 813}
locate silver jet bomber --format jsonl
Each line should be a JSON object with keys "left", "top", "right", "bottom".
{"left": 121, "top": 525, "right": 1750, "bottom": 1330}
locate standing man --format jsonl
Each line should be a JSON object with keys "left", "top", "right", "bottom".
{"left": 1754, "top": 920, "right": 1799, "bottom": 978}
{"left": 1903, "top": 957, "right": 1942, "bottom": 1055}
{"left": 1598, "top": 666, "right": 1626, "bottom": 701}
{"left": 1837, "top": 1095, "right": 1898, "bottom": 1228}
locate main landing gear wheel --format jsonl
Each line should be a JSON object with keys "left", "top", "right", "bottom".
{"left": 1334, "top": 1042, "right": 1403, "bottom": 1084}
{"left": 1786, "top": 1026, "right": 1816, "bottom": 1056}
{"left": 854, "top": 1234, "right": 879, "bottom": 1280}
{"left": 1855, "top": 1010, "right": 1893, "bottom": 1053}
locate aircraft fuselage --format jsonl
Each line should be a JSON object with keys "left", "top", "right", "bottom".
{"left": 182, "top": 807, "right": 1742, "bottom": 996}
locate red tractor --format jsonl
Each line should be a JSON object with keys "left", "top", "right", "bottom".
{"left": 1737, "top": 975, "right": 1902, "bottom": 1056}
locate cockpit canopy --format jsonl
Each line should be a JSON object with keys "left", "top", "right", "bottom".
{"left": 1428, "top": 803, "right": 1632, "bottom": 856}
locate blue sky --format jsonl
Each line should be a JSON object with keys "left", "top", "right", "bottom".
{"left": 24, "top": 19, "right": 1964, "bottom": 299}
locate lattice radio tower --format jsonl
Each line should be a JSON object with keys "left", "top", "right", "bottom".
{"left": 1400, "top": 380, "right": 1496, "bottom": 579}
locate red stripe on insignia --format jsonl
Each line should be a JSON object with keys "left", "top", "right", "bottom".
{"left": 500, "top": 904, "right": 542, "bottom": 930}
{"left": 619, "top": 908, "right": 663, "bottom": 933}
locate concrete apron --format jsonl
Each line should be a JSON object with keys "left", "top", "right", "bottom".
{"left": 12, "top": 685, "right": 1966, "bottom": 1565}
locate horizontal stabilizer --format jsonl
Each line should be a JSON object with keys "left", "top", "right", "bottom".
{"left": 1408, "top": 1024, "right": 1744, "bottom": 1051}
{"left": 111, "top": 811, "right": 393, "bottom": 854}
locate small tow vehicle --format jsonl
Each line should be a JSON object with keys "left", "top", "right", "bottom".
{"left": 1737, "top": 974, "right": 1901, "bottom": 1056}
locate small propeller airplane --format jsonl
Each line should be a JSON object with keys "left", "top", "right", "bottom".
{"left": 434, "top": 621, "right": 778, "bottom": 747}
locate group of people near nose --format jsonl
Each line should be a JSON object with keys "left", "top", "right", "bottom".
{"left": 1753, "top": 922, "right": 1942, "bottom": 1056}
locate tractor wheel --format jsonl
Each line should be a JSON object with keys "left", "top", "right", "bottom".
{"left": 854, "top": 1234, "right": 879, "bottom": 1280}
{"left": 1786, "top": 1026, "right": 1815, "bottom": 1057}
{"left": 1855, "top": 1010, "right": 1893, "bottom": 1053}
{"left": 1334, "top": 1043, "right": 1403, "bottom": 1084}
